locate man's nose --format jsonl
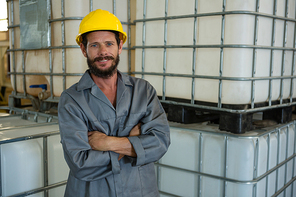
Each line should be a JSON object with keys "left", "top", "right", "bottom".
{"left": 99, "top": 45, "right": 108, "bottom": 56}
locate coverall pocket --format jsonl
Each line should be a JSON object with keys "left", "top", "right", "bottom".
{"left": 138, "top": 163, "right": 159, "bottom": 197}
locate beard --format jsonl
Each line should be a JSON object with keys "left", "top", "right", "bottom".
{"left": 87, "top": 54, "right": 120, "bottom": 78}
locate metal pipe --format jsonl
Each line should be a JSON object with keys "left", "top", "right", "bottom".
{"left": 251, "top": 0, "right": 260, "bottom": 109}
{"left": 253, "top": 138, "right": 259, "bottom": 197}
{"left": 280, "top": 0, "right": 289, "bottom": 105}
{"left": 0, "top": 130, "right": 60, "bottom": 145}
{"left": 48, "top": 0, "right": 53, "bottom": 99}
{"left": 284, "top": 125, "right": 290, "bottom": 197}
{"left": 113, "top": 0, "right": 116, "bottom": 15}
{"left": 7, "top": 45, "right": 131, "bottom": 51}
{"left": 61, "top": 0, "right": 66, "bottom": 94}
{"left": 275, "top": 129, "right": 280, "bottom": 192}
{"left": 21, "top": 50, "right": 26, "bottom": 96}
{"left": 10, "top": 0, "right": 16, "bottom": 96}
{"left": 133, "top": 44, "right": 296, "bottom": 51}
{"left": 218, "top": 0, "right": 226, "bottom": 108}
{"left": 48, "top": 17, "right": 84, "bottom": 22}
{"left": 7, "top": 43, "right": 294, "bottom": 51}
{"left": 292, "top": 122, "right": 296, "bottom": 195}
{"left": 7, "top": 24, "right": 19, "bottom": 28}
{"left": 141, "top": 0, "right": 147, "bottom": 79}
{"left": 290, "top": 22, "right": 296, "bottom": 102}
{"left": 89, "top": 0, "right": 93, "bottom": 12}
{"left": 269, "top": 0, "right": 277, "bottom": 106}
{"left": 128, "top": 0, "right": 131, "bottom": 74}
{"left": 8, "top": 181, "right": 67, "bottom": 197}
{"left": 191, "top": 0, "right": 198, "bottom": 105}
{"left": 290, "top": 0, "right": 296, "bottom": 103}
{"left": 198, "top": 133, "right": 203, "bottom": 197}
{"left": 43, "top": 136, "right": 49, "bottom": 197}
{"left": 162, "top": 0, "right": 168, "bottom": 101}
{"left": 8, "top": 72, "right": 83, "bottom": 76}
{"left": 0, "top": 122, "right": 57, "bottom": 133}
{"left": 0, "top": 107, "right": 58, "bottom": 119}
{"left": 265, "top": 133, "right": 271, "bottom": 197}
{"left": 133, "top": 10, "right": 296, "bottom": 23}
{"left": 33, "top": 112, "right": 38, "bottom": 122}
{"left": 271, "top": 176, "right": 296, "bottom": 197}
{"left": 223, "top": 135, "right": 228, "bottom": 197}
{"left": 130, "top": 71, "right": 296, "bottom": 81}
{"left": 0, "top": 145, "right": 2, "bottom": 196}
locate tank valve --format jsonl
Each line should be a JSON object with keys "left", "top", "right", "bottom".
{"left": 29, "top": 84, "right": 50, "bottom": 101}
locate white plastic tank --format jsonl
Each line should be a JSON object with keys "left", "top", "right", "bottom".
{"left": 0, "top": 113, "right": 69, "bottom": 196}
{"left": 8, "top": 0, "right": 130, "bottom": 97}
{"left": 135, "top": 0, "right": 296, "bottom": 105}
{"left": 157, "top": 121, "right": 296, "bottom": 197}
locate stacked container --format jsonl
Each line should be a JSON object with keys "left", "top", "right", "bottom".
{"left": 135, "top": 0, "right": 296, "bottom": 108}
{"left": 157, "top": 121, "right": 296, "bottom": 197}
{"left": 0, "top": 110, "right": 69, "bottom": 196}
{"left": 8, "top": 0, "right": 131, "bottom": 100}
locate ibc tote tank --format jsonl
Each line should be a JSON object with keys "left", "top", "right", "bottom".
{"left": 0, "top": 110, "right": 69, "bottom": 196}
{"left": 8, "top": 0, "right": 130, "bottom": 99}
{"left": 134, "top": 0, "right": 296, "bottom": 106}
{"left": 156, "top": 121, "right": 296, "bottom": 197}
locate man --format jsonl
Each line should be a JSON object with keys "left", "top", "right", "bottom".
{"left": 58, "top": 9, "right": 170, "bottom": 197}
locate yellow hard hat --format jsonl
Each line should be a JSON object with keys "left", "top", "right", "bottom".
{"left": 76, "top": 9, "right": 127, "bottom": 45}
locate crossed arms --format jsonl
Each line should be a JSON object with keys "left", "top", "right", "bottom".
{"left": 58, "top": 82, "right": 170, "bottom": 181}
{"left": 88, "top": 123, "right": 141, "bottom": 160}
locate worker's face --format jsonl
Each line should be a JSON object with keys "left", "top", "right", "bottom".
{"left": 80, "top": 31, "right": 123, "bottom": 78}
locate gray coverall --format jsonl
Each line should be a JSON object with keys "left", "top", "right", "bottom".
{"left": 58, "top": 70, "right": 170, "bottom": 197}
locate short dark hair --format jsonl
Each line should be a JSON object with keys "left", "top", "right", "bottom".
{"left": 81, "top": 30, "right": 121, "bottom": 49}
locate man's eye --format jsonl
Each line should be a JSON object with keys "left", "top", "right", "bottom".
{"left": 90, "top": 44, "right": 97, "bottom": 47}
{"left": 107, "top": 43, "right": 113, "bottom": 46}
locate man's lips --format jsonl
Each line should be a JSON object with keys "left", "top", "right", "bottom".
{"left": 98, "top": 59, "right": 108, "bottom": 63}
{"left": 94, "top": 56, "right": 114, "bottom": 62}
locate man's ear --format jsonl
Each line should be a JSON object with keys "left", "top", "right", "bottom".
{"left": 80, "top": 43, "right": 87, "bottom": 57}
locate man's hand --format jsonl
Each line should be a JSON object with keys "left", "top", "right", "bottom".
{"left": 118, "top": 123, "right": 141, "bottom": 160}
{"left": 88, "top": 131, "right": 110, "bottom": 151}
{"left": 129, "top": 123, "right": 141, "bottom": 137}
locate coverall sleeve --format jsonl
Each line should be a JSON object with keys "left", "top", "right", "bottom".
{"left": 58, "top": 92, "right": 120, "bottom": 181}
{"left": 128, "top": 84, "right": 171, "bottom": 166}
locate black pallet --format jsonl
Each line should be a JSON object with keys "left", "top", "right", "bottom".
{"left": 166, "top": 105, "right": 220, "bottom": 124}
{"left": 161, "top": 97, "right": 295, "bottom": 134}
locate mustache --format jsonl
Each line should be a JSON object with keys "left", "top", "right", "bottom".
{"left": 94, "top": 56, "right": 114, "bottom": 62}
